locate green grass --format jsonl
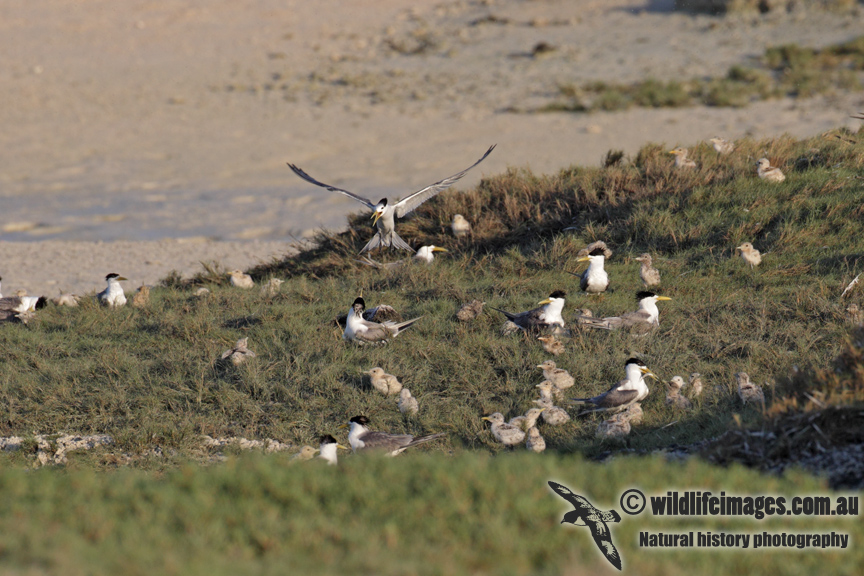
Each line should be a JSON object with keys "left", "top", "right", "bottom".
{"left": 1, "top": 130, "right": 864, "bottom": 573}
{"left": 540, "top": 35, "right": 864, "bottom": 113}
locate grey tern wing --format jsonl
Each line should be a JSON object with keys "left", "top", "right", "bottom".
{"left": 587, "top": 516, "right": 622, "bottom": 570}
{"left": 287, "top": 163, "right": 376, "bottom": 210}
{"left": 355, "top": 319, "right": 394, "bottom": 342}
{"left": 393, "top": 145, "right": 496, "bottom": 218}
{"left": 358, "top": 431, "right": 413, "bottom": 452}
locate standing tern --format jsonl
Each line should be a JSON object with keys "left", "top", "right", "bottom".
{"left": 343, "top": 415, "right": 445, "bottom": 455}
{"left": 97, "top": 273, "right": 127, "bottom": 308}
{"left": 634, "top": 253, "right": 660, "bottom": 288}
{"left": 571, "top": 358, "right": 658, "bottom": 415}
{"left": 489, "top": 290, "right": 567, "bottom": 332}
{"left": 287, "top": 145, "right": 496, "bottom": 253}
{"left": 343, "top": 297, "right": 422, "bottom": 344}
{"left": 571, "top": 249, "right": 609, "bottom": 294}
{"left": 577, "top": 291, "right": 671, "bottom": 330}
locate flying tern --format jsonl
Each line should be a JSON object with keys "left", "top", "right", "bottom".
{"left": 287, "top": 145, "right": 495, "bottom": 253}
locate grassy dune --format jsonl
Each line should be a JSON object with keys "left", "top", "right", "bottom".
{"left": 1, "top": 130, "right": 863, "bottom": 574}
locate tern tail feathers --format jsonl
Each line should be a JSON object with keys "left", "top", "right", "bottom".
{"left": 387, "top": 316, "right": 423, "bottom": 334}
{"left": 360, "top": 230, "right": 415, "bottom": 254}
{"left": 407, "top": 432, "right": 446, "bottom": 447}
{"left": 487, "top": 306, "right": 516, "bottom": 321}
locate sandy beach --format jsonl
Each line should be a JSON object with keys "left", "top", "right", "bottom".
{"left": 2, "top": 0, "right": 862, "bottom": 295}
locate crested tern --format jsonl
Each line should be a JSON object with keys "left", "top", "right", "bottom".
{"left": 688, "top": 372, "right": 703, "bottom": 398}
{"left": 344, "top": 415, "right": 445, "bottom": 455}
{"left": 343, "top": 297, "right": 421, "bottom": 344}
{"left": 482, "top": 412, "right": 526, "bottom": 446}
{"left": 336, "top": 302, "right": 402, "bottom": 329}
{"left": 572, "top": 358, "right": 657, "bottom": 415}
{"left": 736, "top": 372, "right": 765, "bottom": 406}
{"left": 366, "top": 367, "right": 403, "bottom": 396}
{"left": 288, "top": 145, "right": 496, "bottom": 253}
{"left": 709, "top": 137, "right": 734, "bottom": 155}
{"left": 358, "top": 245, "right": 448, "bottom": 269}
{"left": 669, "top": 147, "right": 696, "bottom": 169}
{"left": 489, "top": 290, "right": 567, "bottom": 332}
{"left": 130, "top": 285, "right": 150, "bottom": 308}
{"left": 318, "top": 434, "right": 349, "bottom": 465}
{"left": 537, "top": 335, "right": 565, "bottom": 355}
{"left": 665, "top": 376, "right": 692, "bottom": 409}
{"left": 508, "top": 407, "right": 545, "bottom": 432}
{"left": 97, "top": 273, "right": 127, "bottom": 308}
{"left": 229, "top": 270, "right": 254, "bottom": 288}
{"left": 413, "top": 245, "right": 448, "bottom": 264}
{"left": 525, "top": 426, "right": 546, "bottom": 453}
{"left": 221, "top": 337, "right": 257, "bottom": 365}
{"left": 756, "top": 158, "right": 785, "bottom": 182}
{"left": 577, "top": 291, "right": 671, "bottom": 330}
{"left": 736, "top": 242, "right": 762, "bottom": 268}
{"left": 456, "top": 299, "right": 485, "bottom": 322}
{"left": 451, "top": 214, "right": 472, "bottom": 237}
{"left": 398, "top": 388, "right": 419, "bottom": 415}
{"left": 532, "top": 399, "right": 571, "bottom": 425}
{"left": 0, "top": 291, "right": 47, "bottom": 323}
{"left": 537, "top": 360, "right": 575, "bottom": 392}
{"left": 634, "top": 253, "right": 660, "bottom": 288}
{"left": 571, "top": 248, "right": 609, "bottom": 294}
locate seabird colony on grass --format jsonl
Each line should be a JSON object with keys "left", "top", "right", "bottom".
{"left": 287, "top": 145, "right": 495, "bottom": 253}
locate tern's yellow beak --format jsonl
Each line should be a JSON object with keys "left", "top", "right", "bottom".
{"left": 537, "top": 407, "right": 546, "bottom": 413}
{"left": 116, "top": 277, "right": 128, "bottom": 281}
{"left": 371, "top": 211, "right": 383, "bottom": 225}
{"left": 537, "top": 298, "right": 553, "bottom": 305}
{"left": 432, "top": 247, "right": 449, "bottom": 253}
{"left": 656, "top": 296, "right": 672, "bottom": 301}
{"left": 337, "top": 423, "right": 349, "bottom": 430}
{"left": 337, "top": 444, "right": 350, "bottom": 450}
{"left": 668, "top": 149, "right": 678, "bottom": 155}
{"left": 481, "top": 416, "right": 492, "bottom": 422}
{"left": 576, "top": 256, "right": 590, "bottom": 263}
{"left": 640, "top": 367, "right": 659, "bottom": 380}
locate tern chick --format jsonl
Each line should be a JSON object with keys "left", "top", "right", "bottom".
{"left": 669, "top": 147, "right": 696, "bottom": 169}
{"left": 221, "top": 337, "right": 257, "bottom": 365}
{"left": 688, "top": 372, "right": 703, "bottom": 398}
{"left": 229, "top": 270, "right": 254, "bottom": 288}
{"left": 736, "top": 242, "right": 762, "bottom": 269}
{"left": 533, "top": 399, "right": 571, "bottom": 425}
{"left": 709, "top": 137, "right": 734, "bottom": 155}
{"left": 537, "top": 360, "right": 575, "bottom": 392}
{"left": 756, "top": 158, "right": 785, "bottom": 182}
{"left": 509, "top": 408, "right": 545, "bottom": 432}
{"left": 366, "top": 367, "right": 403, "bottom": 396}
{"left": 483, "top": 412, "right": 526, "bottom": 446}
{"left": 261, "top": 278, "right": 284, "bottom": 296}
{"left": 130, "top": 285, "right": 150, "bottom": 308}
{"left": 634, "top": 253, "right": 660, "bottom": 287}
{"left": 456, "top": 300, "right": 485, "bottom": 322}
{"left": 526, "top": 426, "right": 546, "bottom": 453}
{"left": 52, "top": 293, "right": 79, "bottom": 307}
{"left": 291, "top": 446, "right": 319, "bottom": 461}
{"left": 451, "top": 214, "right": 472, "bottom": 237}
{"left": 736, "top": 372, "right": 765, "bottom": 406}
{"left": 666, "top": 376, "right": 692, "bottom": 410}
{"left": 537, "top": 335, "right": 565, "bottom": 355}
{"left": 398, "top": 388, "right": 419, "bottom": 415}
{"left": 97, "top": 273, "right": 127, "bottom": 308}
{"left": 595, "top": 412, "right": 631, "bottom": 439}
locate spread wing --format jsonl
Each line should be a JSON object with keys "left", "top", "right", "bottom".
{"left": 587, "top": 517, "right": 622, "bottom": 570}
{"left": 358, "top": 431, "right": 413, "bottom": 452}
{"left": 548, "top": 482, "right": 600, "bottom": 514}
{"left": 393, "top": 145, "right": 496, "bottom": 218}
{"left": 287, "top": 163, "right": 376, "bottom": 209}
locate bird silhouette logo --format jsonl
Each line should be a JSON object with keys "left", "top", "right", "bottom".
{"left": 548, "top": 481, "right": 623, "bottom": 570}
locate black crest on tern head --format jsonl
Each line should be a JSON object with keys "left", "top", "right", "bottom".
{"left": 376, "top": 198, "right": 388, "bottom": 207}
{"left": 549, "top": 290, "right": 567, "bottom": 299}
{"left": 635, "top": 291, "right": 658, "bottom": 301}
{"left": 320, "top": 434, "right": 338, "bottom": 444}
{"left": 624, "top": 357, "right": 646, "bottom": 367}
{"left": 105, "top": 273, "right": 121, "bottom": 280}
{"left": 349, "top": 415, "right": 370, "bottom": 425}
{"left": 589, "top": 248, "right": 606, "bottom": 257}
{"left": 352, "top": 297, "right": 366, "bottom": 309}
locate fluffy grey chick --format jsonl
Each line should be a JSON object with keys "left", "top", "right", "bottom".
{"left": 483, "top": 412, "right": 525, "bottom": 446}
{"left": 398, "top": 388, "right": 419, "bottom": 415}
{"left": 456, "top": 300, "right": 485, "bottom": 322}
{"left": 229, "top": 270, "right": 254, "bottom": 288}
{"left": 221, "top": 337, "right": 257, "bottom": 365}
{"left": 688, "top": 373, "right": 703, "bottom": 398}
{"left": 509, "top": 408, "right": 546, "bottom": 432}
{"left": 736, "top": 372, "right": 765, "bottom": 406}
{"left": 366, "top": 367, "right": 403, "bottom": 396}
{"left": 451, "top": 214, "right": 472, "bottom": 237}
{"left": 526, "top": 426, "right": 546, "bottom": 453}
{"left": 666, "top": 376, "right": 692, "bottom": 409}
